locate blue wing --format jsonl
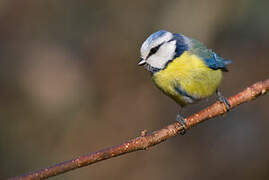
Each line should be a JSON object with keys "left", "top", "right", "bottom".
{"left": 204, "top": 52, "right": 232, "bottom": 72}
{"left": 188, "top": 38, "right": 232, "bottom": 71}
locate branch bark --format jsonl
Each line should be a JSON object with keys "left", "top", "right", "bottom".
{"left": 9, "top": 79, "right": 269, "bottom": 180}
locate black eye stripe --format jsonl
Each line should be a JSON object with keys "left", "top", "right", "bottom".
{"left": 146, "top": 43, "right": 162, "bottom": 59}
{"left": 150, "top": 45, "right": 160, "bottom": 54}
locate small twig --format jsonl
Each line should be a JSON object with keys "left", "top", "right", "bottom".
{"left": 9, "top": 79, "right": 269, "bottom": 180}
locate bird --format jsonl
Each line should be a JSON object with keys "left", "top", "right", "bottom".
{"left": 138, "top": 30, "right": 231, "bottom": 134}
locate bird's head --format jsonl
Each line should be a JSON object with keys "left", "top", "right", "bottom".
{"left": 138, "top": 30, "right": 188, "bottom": 73}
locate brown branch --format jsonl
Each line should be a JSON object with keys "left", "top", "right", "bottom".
{"left": 9, "top": 79, "right": 269, "bottom": 180}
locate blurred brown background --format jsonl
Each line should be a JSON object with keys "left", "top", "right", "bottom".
{"left": 1, "top": 0, "right": 269, "bottom": 179}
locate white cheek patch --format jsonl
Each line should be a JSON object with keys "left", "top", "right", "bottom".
{"left": 146, "top": 40, "right": 176, "bottom": 69}
{"left": 149, "top": 33, "right": 173, "bottom": 50}
{"left": 140, "top": 31, "right": 173, "bottom": 60}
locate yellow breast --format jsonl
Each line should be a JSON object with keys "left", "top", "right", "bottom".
{"left": 152, "top": 51, "right": 222, "bottom": 106}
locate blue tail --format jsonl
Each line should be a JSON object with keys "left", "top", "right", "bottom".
{"left": 223, "top": 59, "right": 232, "bottom": 65}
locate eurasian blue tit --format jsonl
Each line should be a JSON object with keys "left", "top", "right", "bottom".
{"left": 138, "top": 30, "right": 231, "bottom": 133}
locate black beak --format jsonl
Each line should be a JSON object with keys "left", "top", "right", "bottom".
{"left": 138, "top": 58, "right": 146, "bottom": 66}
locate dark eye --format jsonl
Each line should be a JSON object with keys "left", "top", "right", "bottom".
{"left": 151, "top": 46, "right": 160, "bottom": 54}
{"left": 147, "top": 44, "right": 161, "bottom": 59}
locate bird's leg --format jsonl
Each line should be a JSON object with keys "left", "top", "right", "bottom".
{"left": 216, "top": 89, "right": 230, "bottom": 110}
{"left": 176, "top": 109, "right": 187, "bottom": 135}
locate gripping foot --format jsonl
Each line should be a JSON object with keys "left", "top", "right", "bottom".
{"left": 216, "top": 89, "right": 230, "bottom": 110}
{"left": 176, "top": 113, "right": 187, "bottom": 135}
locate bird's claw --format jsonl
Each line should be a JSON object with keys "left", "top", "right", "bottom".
{"left": 176, "top": 114, "right": 187, "bottom": 135}
{"left": 217, "top": 89, "right": 231, "bottom": 111}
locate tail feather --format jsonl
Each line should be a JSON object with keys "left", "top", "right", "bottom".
{"left": 220, "top": 58, "right": 231, "bottom": 72}
{"left": 222, "top": 59, "right": 232, "bottom": 65}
